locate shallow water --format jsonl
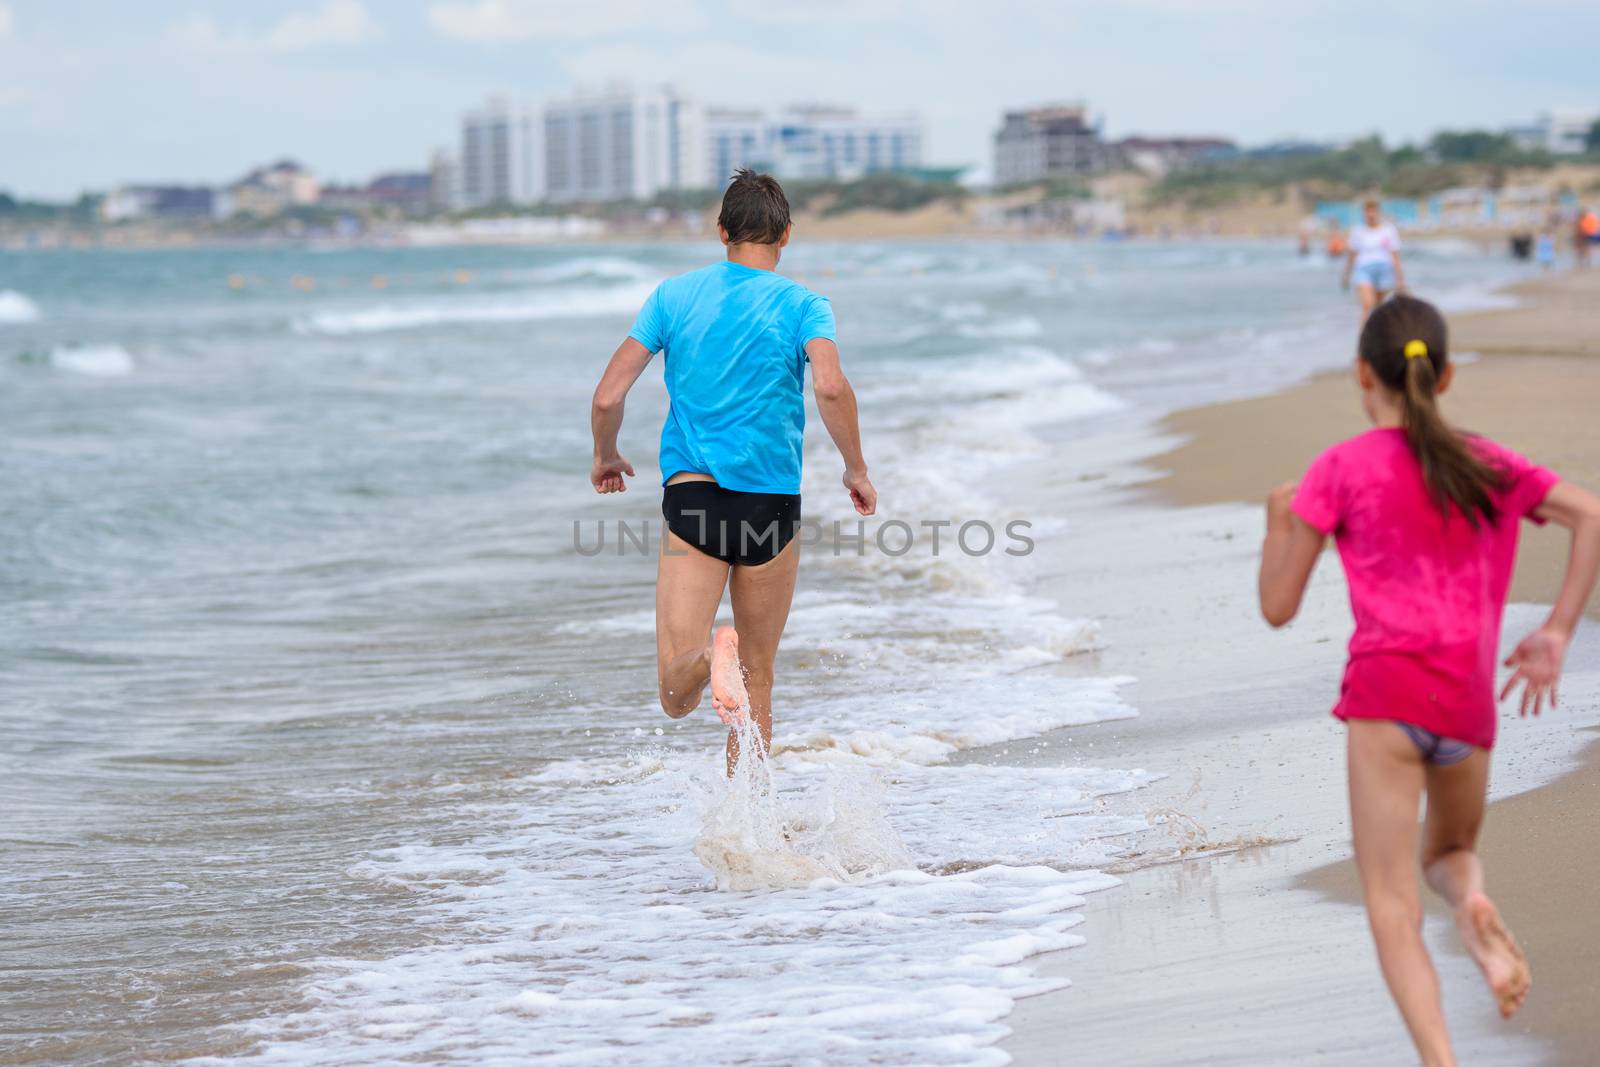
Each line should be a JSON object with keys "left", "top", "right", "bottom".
{"left": 0, "top": 239, "right": 1529, "bottom": 1063}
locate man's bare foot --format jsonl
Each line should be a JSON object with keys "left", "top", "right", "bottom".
{"left": 1458, "top": 892, "right": 1530, "bottom": 1018}
{"left": 709, "top": 626, "right": 748, "bottom": 725}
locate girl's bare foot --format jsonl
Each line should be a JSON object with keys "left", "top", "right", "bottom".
{"left": 708, "top": 626, "right": 748, "bottom": 724}
{"left": 1458, "top": 892, "right": 1530, "bottom": 1018}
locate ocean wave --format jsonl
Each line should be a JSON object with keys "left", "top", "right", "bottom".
{"left": 49, "top": 344, "right": 134, "bottom": 377}
{"left": 297, "top": 282, "right": 655, "bottom": 335}
{"left": 526, "top": 256, "right": 659, "bottom": 285}
{"left": 958, "top": 315, "right": 1043, "bottom": 340}
{"left": 0, "top": 290, "right": 41, "bottom": 324}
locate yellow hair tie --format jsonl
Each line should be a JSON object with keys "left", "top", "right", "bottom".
{"left": 1404, "top": 339, "right": 1429, "bottom": 360}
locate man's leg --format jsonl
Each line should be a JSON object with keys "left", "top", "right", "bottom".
{"left": 1420, "top": 749, "right": 1531, "bottom": 1018}
{"left": 726, "top": 538, "right": 800, "bottom": 771}
{"left": 656, "top": 529, "right": 730, "bottom": 719}
{"left": 1347, "top": 720, "right": 1455, "bottom": 1067}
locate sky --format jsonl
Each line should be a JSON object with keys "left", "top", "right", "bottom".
{"left": 0, "top": 0, "right": 1596, "bottom": 199}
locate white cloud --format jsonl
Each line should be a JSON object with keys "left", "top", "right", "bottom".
{"left": 725, "top": 0, "right": 908, "bottom": 24}
{"left": 0, "top": 3, "right": 13, "bottom": 39}
{"left": 0, "top": 86, "right": 30, "bottom": 109}
{"left": 427, "top": 0, "right": 700, "bottom": 42}
{"left": 265, "top": 0, "right": 381, "bottom": 50}
{"left": 168, "top": 1, "right": 380, "bottom": 54}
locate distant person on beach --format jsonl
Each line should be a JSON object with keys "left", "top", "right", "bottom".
{"left": 1576, "top": 208, "right": 1598, "bottom": 269}
{"left": 1258, "top": 294, "right": 1600, "bottom": 1066}
{"left": 1341, "top": 198, "right": 1405, "bottom": 318}
{"left": 589, "top": 169, "right": 875, "bottom": 770}
{"left": 1535, "top": 231, "right": 1555, "bottom": 271}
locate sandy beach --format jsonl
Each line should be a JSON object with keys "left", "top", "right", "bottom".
{"left": 995, "top": 269, "right": 1600, "bottom": 1065}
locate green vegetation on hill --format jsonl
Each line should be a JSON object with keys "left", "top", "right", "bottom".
{"left": 1151, "top": 131, "right": 1584, "bottom": 209}
{"left": 0, "top": 191, "right": 101, "bottom": 223}
{"left": 784, "top": 172, "right": 968, "bottom": 216}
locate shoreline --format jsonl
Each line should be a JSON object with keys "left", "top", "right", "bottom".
{"left": 1147, "top": 269, "right": 1600, "bottom": 615}
{"left": 995, "top": 269, "right": 1600, "bottom": 1063}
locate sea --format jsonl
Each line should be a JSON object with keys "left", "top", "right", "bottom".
{"left": 0, "top": 237, "right": 1532, "bottom": 1065}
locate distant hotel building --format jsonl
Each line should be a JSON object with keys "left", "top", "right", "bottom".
{"left": 101, "top": 185, "right": 219, "bottom": 222}
{"left": 543, "top": 86, "right": 705, "bottom": 203}
{"left": 102, "top": 159, "right": 322, "bottom": 222}
{"left": 1507, "top": 110, "right": 1598, "bottom": 155}
{"left": 993, "top": 104, "right": 1116, "bottom": 186}
{"left": 445, "top": 91, "right": 927, "bottom": 207}
{"left": 993, "top": 104, "right": 1236, "bottom": 184}
{"left": 458, "top": 97, "right": 542, "bottom": 208}
{"left": 706, "top": 105, "right": 924, "bottom": 183}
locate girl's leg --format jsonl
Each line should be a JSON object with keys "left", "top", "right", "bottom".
{"left": 1420, "top": 751, "right": 1531, "bottom": 1018}
{"left": 1347, "top": 720, "right": 1456, "bottom": 1067}
{"left": 1357, "top": 282, "right": 1380, "bottom": 319}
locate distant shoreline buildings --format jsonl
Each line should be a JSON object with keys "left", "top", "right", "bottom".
{"left": 446, "top": 87, "right": 925, "bottom": 211}
{"left": 993, "top": 102, "right": 1234, "bottom": 185}
{"left": 80, "top": 90, "right": 1597, "bottom": 229}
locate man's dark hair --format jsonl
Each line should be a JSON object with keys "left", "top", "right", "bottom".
{"left": 717, "top": 168, "right": 791, "bottom": 245}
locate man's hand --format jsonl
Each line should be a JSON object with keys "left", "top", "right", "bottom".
{"left": 844, "top": 467, "right": 876, "bottom": 516}
{"left": 592, "top": 454, "right": 634, "bottom": 494}
{"left": 1499, "top": 625, "right": 1570, "bottom": 717}
{"left": 1267, "top": 481, "right": 1298, "bottom": 533}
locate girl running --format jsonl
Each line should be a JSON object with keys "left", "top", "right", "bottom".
{"left": 1257, "top": 294, "right": 1600, "bottom": 1066}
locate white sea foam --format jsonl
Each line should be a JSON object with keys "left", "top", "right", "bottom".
{"left": 49, "top": 344, "right": 134, "bottom": 377}
{"left": 297, "top": 282, "right": 655, "bottom": 335}
{"left": 229, "top": 690, "right": 1153, "bottom": 1066}
{"left": 0, "top": 289, "right": 41, "bottom": 323}
{"left": 958, "top": 315, "right": 1044, "bottom": 340}
{"left": 526, "top": 256, "right": 658, "bottom": 285}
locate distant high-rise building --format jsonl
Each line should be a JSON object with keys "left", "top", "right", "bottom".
{"left": 993, "top": 104, "right": 1114, "bottom": 186}
{"left": 459, "top": 97, "right": 542, "bottom": 208}
{"left": 429, "top": 148, "right": 459, "bottom": 212}
{"left": 706, "top": 105, "right": 923, "bottom": 184}
{"left": 542, "top": 85, "right": 705, "bottom": 203}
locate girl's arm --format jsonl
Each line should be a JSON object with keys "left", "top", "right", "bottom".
{"left": 1391, "top": 247, "right": 1406, "bottom": 291}
{"left": 1259, "top": 481, "right": 1327, "bottom": 627}
{"left": 1501, "top": 481, "right": 1600, "bottom": 715}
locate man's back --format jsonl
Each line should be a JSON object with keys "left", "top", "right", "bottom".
{"left": 628, "top": 260, "right": 834, "bottom": 494}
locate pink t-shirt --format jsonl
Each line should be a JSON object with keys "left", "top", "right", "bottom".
{"left": 1292, "top": 429, "right": 1559, "bottom": 749}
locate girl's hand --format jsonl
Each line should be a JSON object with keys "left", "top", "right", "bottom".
{"left": 1499, "top": 625, "right": 1571, "bottom": 717}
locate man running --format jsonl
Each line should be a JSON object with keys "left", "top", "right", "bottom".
{"left": 589, "top": 169, "right": 875, "bottom": 770}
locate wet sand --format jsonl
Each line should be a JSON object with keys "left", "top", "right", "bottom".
{"left": 994, "top": 270, "right": 1600, "bottom": 1064}
{"left": 1149, "top": 272, "right": 1600, "bottom": 614}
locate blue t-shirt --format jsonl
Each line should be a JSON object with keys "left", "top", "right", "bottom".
{"left": 628, "top": 260, "right": 836, "bottom": 495}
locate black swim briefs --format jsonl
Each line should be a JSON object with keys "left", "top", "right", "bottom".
{"left": 661, "top": 481, "right": 801, "bottom": 567}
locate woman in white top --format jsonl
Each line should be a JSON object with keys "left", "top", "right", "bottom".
{"left": 1342, "top": 198, "right": 1406, "bottom": 319}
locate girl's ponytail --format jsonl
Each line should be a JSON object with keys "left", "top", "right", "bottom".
{"left": 1360, "top": 295, "right": 1504, "bottom": 526}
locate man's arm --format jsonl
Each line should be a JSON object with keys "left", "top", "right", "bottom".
{"left": 806, "top": 338, "right": 875, "bottom": 516}
{"left": 590, "top": 338, "right": 652, "bottom": 494}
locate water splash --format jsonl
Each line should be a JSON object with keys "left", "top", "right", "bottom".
{"left": 693, "top": 712, "right": 915, "bottom": 891}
